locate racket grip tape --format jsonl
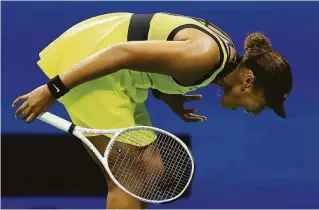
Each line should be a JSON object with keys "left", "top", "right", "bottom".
{"left": 37, "top": 112, "right": 73, "bottom": 133}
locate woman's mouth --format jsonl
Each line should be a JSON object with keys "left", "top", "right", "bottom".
{"left": 231, "top": 106, "right": 238, "bottom": 111}
{"left": 230, "top": 107, "right": 259, "bottom": 116}
{"left": 245, "top": 110, "right": 260, "bottom": 116}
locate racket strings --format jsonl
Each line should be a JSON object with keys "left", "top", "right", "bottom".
{"left": 111, "top": 136, "right": 164, "bottom": 196}
{"left": 107, "top": 129, "right": 193, "bottom": 201}
{"left": 151, "top": 134, "right": 191, "bottom": 200}
{"left": 110, "top": 131, "right": 192, "bottom": 188}
{"left": 140, "top": 132, "right": 192, "bottom": 199}
{"left": 140, "top": 134, "right": 174, "bottom": 199}
{"left": 138, "top": 134, "right": 180, "bottom": 199}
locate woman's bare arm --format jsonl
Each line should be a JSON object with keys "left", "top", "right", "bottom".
{"left": 12, "top": 29, "right": 221, "bottom": 122}
{"left": 60, "top": 36, "right": 220, "bottom": 89}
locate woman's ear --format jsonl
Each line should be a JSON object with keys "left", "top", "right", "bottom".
{"left": 242, "top": 71, "right": 255, "bottom": 91}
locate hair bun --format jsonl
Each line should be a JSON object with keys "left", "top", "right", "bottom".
{"left": 244, "top": 32, "right": 272, "bottom": 57}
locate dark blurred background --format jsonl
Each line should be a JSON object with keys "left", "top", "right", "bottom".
{"left": 2, "top": 1, "right": 319, "bottom": 209}
{"left": 2, "top": 134, "right": 191, "bottom": 209}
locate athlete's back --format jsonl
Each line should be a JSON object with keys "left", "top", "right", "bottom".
{"left": 38, "top": 12, "right": 235, "bottom": 100}
{"left": 38, "top": 13, "right": 133, "bottom": 78}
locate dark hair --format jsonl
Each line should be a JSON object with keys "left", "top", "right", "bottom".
{"left": 241, "top": 32, "right": 293, "bottom": 118}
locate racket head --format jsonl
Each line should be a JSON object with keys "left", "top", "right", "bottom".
{"left": 104, "top": 126, "right": 195, "bottom": 204}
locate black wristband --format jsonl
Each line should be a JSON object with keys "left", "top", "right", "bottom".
{"left": 151, "top": 89, "right": 162, "bottom": 100}
{"left": 47, "top": 75, "right": 69, "bottom": 99}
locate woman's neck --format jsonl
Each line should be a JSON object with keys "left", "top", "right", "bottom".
{"left": 213, "top": 63, "right": 242, "bottom": 91}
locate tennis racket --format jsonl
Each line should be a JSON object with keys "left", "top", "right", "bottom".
{"left": 37, "top": 112, "right": 195, "bottom": 204}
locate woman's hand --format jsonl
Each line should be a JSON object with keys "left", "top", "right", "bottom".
{"left": 159, "top": 93, "right": 207, "bottom": 122}
{"left": 12, "top": 85, "right": 56, "bottom": 123}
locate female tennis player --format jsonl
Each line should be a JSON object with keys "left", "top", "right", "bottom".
{"left": 13, "top": 12, "right": 292, "bottom": 209}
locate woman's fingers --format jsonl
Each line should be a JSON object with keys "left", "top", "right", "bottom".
{"left": 184, "top": 94, "right": 202, "bottom": 102}
{"left": 188, "top": 113, "right": 207, "bottom": 121}
{"left": 25, "top": 113, "right": 37, "bottom": 123}
{"left": 182, "top": 113, "right": 207, "bottom": 122}
{"left": 12, "top": 94, "right": 29, "bottom": 107}
{"left": 15, "top": 101, "right": 29, "bottom": 118}
{"left": 182, "top": 115, "right": 202, "bottom": 122}
{"left": 22, "top": 106, "right": 32, "bottom": 121}
{"left": 184, "top": 109, "right": 197, "bottom": 113}
{"left": 178, "top": 108, "right": 207, "bottom": 122}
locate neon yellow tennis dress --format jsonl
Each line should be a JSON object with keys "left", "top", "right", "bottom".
{"left": 37, "top": 13, "right": 234, "bottom": 145}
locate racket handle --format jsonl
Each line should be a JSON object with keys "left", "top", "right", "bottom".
{"left": 37, "top": 112, "right": 73, "bottom": 133}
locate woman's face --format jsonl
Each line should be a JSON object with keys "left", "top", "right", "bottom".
{"left": 221, "top": 66, "right": 267, "bottom": 115}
